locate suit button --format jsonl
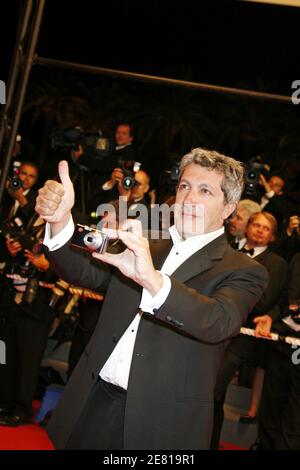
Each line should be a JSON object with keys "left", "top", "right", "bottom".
{"left": 91, "top": 372, "right": 95, "bottom": 380}
{"left": 112, "top": 336, "right": 117, "bottom": 343}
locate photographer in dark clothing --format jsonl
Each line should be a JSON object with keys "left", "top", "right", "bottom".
{"left": 258, "top": 252, "right": 300, "bottom": 449}
{"left": 0, "top": 239, "right": 58, "bottom": 426}
{"left": 1, "top": 162, "right": 39, "bottom": 224}
{"left": 0, "top": 162, "right": 39, "bottom": 266}
{"left": 71, "top": 123, "right": 138, "bottom": 212}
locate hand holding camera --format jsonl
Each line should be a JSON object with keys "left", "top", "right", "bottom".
{"left": 92, "top": 219, "right": 163, "bottom": 296}
{"left": 287, "top": 215, "right": 300, "bottom": 237}
{"left": 6, "top": 238, "right": 22, "bottom": 257}
{"left": 35, "top": 161, "right": 75, "bottom": 235}
{"left": 24, "top": 249, "right": 49, "bottom": 271}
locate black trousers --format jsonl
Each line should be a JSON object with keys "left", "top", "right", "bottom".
{"left": 259, "top": 345, "right": 300, "bottom": 450}
{"left": 65, "top": 378, "right": 126, "bottom": 450}
{"left": 211, "top": 334, "right": 266, "bottom": 449}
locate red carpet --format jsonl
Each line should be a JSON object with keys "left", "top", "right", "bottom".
{"left": 0, "top": 401, "right": 244, "bottom": 450}
{"left": 219, "top": 441, "right": 246, "bottom": 450}
{"left": 0, "top": 400, "right": 54, "bottom": 450}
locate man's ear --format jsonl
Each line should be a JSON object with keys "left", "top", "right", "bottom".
{"left": 223, "top": 203, "right": 236, "bottom": 221}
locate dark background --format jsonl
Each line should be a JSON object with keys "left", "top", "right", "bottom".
{"left": 1, "top": 0, "right": 300, "bottom": 195}
{"left": 3, "top": 0, "right": 299, "bottom": 86}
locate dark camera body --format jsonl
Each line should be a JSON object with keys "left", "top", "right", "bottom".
{"left": 8, "top": 175, "right": 22, "bottom": 191}
{"left": 118, "top": 160, "right": 141, "bottom": 189}
{"left": 70, "top": 224, "right": 109, "bottom": 254}
{"left": 51, "top": 127, "right": 113, "bottom": 159}
{"left": 8, "top": 160, "right": 22, "bottom": 191}
{"left": 0, "top": 217, "right": 37, "bottom": 252}
{"left": 243, "top": 160, "right": 270, "bottom": 198}
{"left": 289, "top": 303, "right": 300, "bottom": 324}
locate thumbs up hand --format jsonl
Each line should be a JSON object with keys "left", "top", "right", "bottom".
{"left": 35, "top": 161, "right": 75, "bottom": 232}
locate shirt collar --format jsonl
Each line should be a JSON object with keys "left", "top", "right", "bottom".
{"left": 115, "top": 143, "right": 131, "bottom": 151}
{"left": 169, "top": 225, "right": 225, "bottom": 249}
{"left": 240, "top": 241, "right": 268, "bottom": 257}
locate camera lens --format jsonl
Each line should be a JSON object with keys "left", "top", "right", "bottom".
{"left": 122, "top": 176, "right": 135, "bottom": 189}
{"left": 83, "top": 232, "right": 103, "bottom": 251}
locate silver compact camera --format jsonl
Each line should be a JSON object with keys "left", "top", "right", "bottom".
{"left": 70, "top": 224, "right": 109, "bottom": 254}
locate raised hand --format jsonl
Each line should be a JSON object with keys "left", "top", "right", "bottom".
{"left": 35, "top": 161, "right": 74, "bottom": 235}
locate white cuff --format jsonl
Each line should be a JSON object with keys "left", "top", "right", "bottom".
{"left": 266, "top": 190, "right": 275, "bottom": 199}
{"left": 43, "top": 215, "right": 75, "bottom": 251}
{"left": 139, "top": 273, "right": 171, "bottom": 315}
{"left": 102, "top": 181, "right": 114, "bottom": 191}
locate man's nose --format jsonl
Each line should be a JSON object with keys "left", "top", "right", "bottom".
{"left": 183, "top": 188, "right": 198, "bottom": 204}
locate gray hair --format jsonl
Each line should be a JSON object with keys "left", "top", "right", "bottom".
{"left": 179, "top": 148, "right": 244, "bottom": 205}
{"left": 238, "top": 199, "right": 261, "bottom": 217}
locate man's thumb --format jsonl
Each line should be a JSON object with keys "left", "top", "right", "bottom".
{"left": 58, "top": 160, "right": 72, "bottom": 187}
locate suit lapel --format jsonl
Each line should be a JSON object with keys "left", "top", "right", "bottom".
{"left": 151, "top": 233, "right": 228, "bottom": 283}
{"left": 172, "top": 234, "right": 228, "bottom": 283}
{"left": 253, "top": 248, "right": 269, "bottom": 263}
{"left": 150, "top": 238, "right": 173, "bottom": 270}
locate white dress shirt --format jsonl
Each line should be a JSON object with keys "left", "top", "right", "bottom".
{"left": 239, "top": 242, "right": 267, "bottom": 258}
{"left": 43, "top": 217, "right": 224, "bottom": 389}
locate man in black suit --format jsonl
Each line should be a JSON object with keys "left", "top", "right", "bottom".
{"left": 0, "top": 162, "right": 39, "bottom": 265}
{"left": 35, "top": 148, "right": 268, "bottom": 450}
{"left": 71, "top": 123, "right": 138, "bottom": 211}
{"left": 211, "top": 211, "right": 288, "bottom": 449}
{"left": 0, "top": 161, "right": 38, "bottom": 224}
{"left": 258, "top": 252, "right": 300, "bottom": 449}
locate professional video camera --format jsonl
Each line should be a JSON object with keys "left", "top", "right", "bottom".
{"left": 0, "top": 216, "right": 38, "bottom": 252}
{"left": 118, "top": 159, "right": 141, "bottom": 190}
{"left": 51, "top": 126, "right": 113, "bottom": 158}
{"left": 288, "top": 302, "right": 300, "bottom": 325}
{"left": 163, "top": 159, "right": 180, "bottom": 192}
{"left": 243, "top": 156, "right": 270, "bottom": 198}
{"left": 7, "top": 160, "right": 22, "bottom": 191}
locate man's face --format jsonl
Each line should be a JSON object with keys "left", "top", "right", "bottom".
{"left": 19, "top": 164, "right": 38, "bottom": 190}
{"left": 246, "top": 213, "right": 275, "bottom": 247}
{"left": 115, "top": 125, "right": 133, "bottom": 147}
{"left": 229, "top": 208, "right": 249, "bottom": 239}
{"left": 175, "top": 163, "right": 235, "bottom": 239}
{"left": 130, "top": 171, "right": 149, "bottom": 201}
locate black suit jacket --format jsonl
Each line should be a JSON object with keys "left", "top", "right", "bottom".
{"left": 246, "top": 249, "right": 288, "bottom": 325}
{"left": 0, "top": 188, "right": 37, "bottom": 226}
{"left": 45, "top": 233, "right": 268, "bottom": 450}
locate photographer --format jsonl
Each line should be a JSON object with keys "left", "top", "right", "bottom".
{"left": 0, "top": 236, "right": 58, "bottom": 427}
{"left": 0, "top": 162, "right": 39, "bottom": 266}
{"left": 72, "top": 123, "right": 138, "bottom": 210}
{"left": 72, "top": 123, "right": 136, "bottom": 175}
{"left": 259, "top": 174, "right": 288, "bottom": 229}
{"left": 1, "top": 162, "right": 39, "bottom": 224}
{"left": 258, "top": 252, "right": 300, "bottom": 449}
{"left": 270, "top": 213, "right": 300, "bottom": 263}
